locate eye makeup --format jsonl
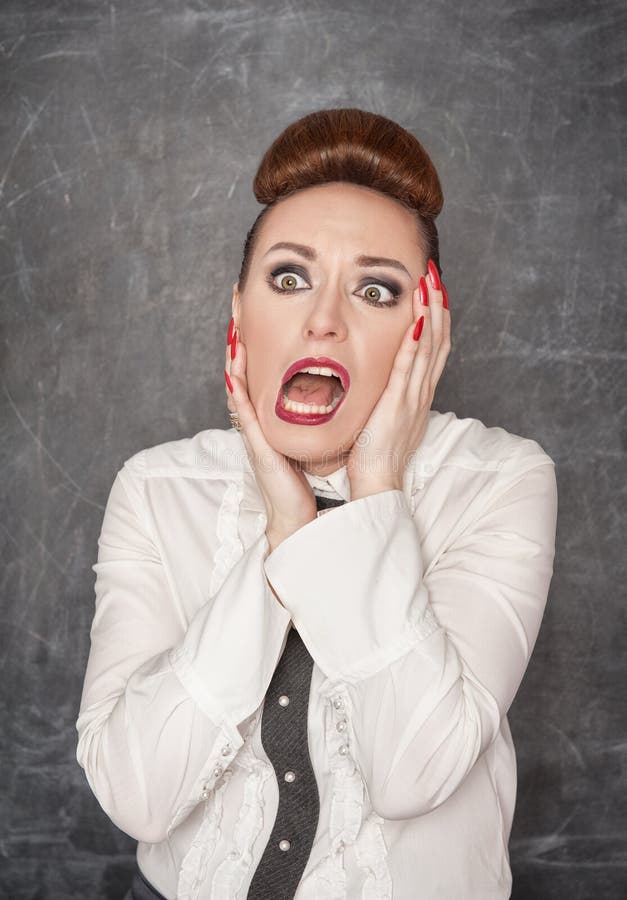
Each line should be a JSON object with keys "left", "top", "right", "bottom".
{"left": 265, "top": 263, "right": 402, "bottom": 308}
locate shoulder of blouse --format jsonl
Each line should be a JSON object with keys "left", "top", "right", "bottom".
{"left": 115, "top": 413, "right": 554, "bottom": 505}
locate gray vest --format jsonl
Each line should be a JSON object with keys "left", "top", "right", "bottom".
{"left": 247, "top": 491, "right": 346, "bottom": 898}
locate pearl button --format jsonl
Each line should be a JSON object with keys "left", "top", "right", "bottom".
{"left": 336, "top": 720, "right": 347, "bottom": 732}
{"left": 284, "top": 770, "right": 296, "bottom": 782}
{"left": 338, "top": 745, "right": 348, "bottom": 756}
{"left": 333, "top": 697, "right": 343, "bottom": 709}
{"left": 221, "top": 744, "right": 231, "bottom": 756}
{"left": 200, "top": 788, "right": 210, "bottom": 800}
{"left": 278, "top": 695, "right": 290, "bottom": 707}
{"left": 279, "top": 839, "right": 291, "bottom": 851}
{"left": 213, "top": 764, "right": 223, "bottom": 777}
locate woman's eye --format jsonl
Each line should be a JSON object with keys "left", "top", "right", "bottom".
{"left": 359, "top": 282, "right": 400, "bottom": 306}
{"left": 269, "top": 269, "right": 309, "bottom": 292}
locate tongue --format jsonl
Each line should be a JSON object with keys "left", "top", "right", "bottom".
{"left": 284, "top": 372, "right": 338, "bottom": 407}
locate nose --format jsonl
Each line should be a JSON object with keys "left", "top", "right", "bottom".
{"left": 301, "top": 286, "right": 348, "bottom": 342}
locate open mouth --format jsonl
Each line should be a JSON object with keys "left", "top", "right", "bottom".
{"left": 276, "top": 358, "right": 349, "bottom": 422}
{"left": 281, "top": 370, "right": 345, "bottom": 414}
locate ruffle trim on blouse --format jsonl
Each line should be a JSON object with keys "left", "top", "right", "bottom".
{"left": 353, "top": 813, "right": 393, "bottom": 900}
{"left": 209, "top": 479, "right": 244, "bottom": 598}
{"left": 210, "top": 715, "right": 273, "bottom": 898}
{"left": 309, "top": 694, "right": 392, "bottom": 899}
{"left": 176, "top": 770, "right": 229, "bottom": 900}
{"left": 176, "top": 712, "right": 270, "bottom": 900}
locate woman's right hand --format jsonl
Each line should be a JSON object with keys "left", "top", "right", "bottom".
{"left": 224, "top": 323, "right": 318, "bottom": 555}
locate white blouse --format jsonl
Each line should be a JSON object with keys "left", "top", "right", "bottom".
{"left": 76, "top": 409, "right": 558, "bottom": 899}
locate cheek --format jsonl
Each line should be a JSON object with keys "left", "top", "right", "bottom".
{"left": 240, "top": 315, "right": 281, "bottom": 403}
{"left": 361, "top": 329, "right": 403, "bottom": 392}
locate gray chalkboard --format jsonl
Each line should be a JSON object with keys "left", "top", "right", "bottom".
{"left": 1, "top": 1, "right": 625, "bottom": 898}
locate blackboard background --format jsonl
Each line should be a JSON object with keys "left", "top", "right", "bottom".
{"left": 1, "top": 1, "right": 625, "bottom": 898}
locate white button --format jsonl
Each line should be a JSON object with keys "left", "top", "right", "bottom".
{"left": 200, "top": 788, "right": 210, "bottom": 800}
{"left": 284, "top": 770, "right": 296, "bottom": 782}
{"left": 338, "top": 745, "right": 348, "bottom": 756}
{"left": 213, "top": 764, "right": 223, "bottom": 777}
{"left": 336, "top": 720, "right": 347, "bottom": 732}
{"left": 333, "top": 697, "right": 343, "bottom": 709}
{"left": 279, "top": 839, "right": 291, "bottom": 851}
{"left": 278, "top": 695, "right": 290, "bottom": 706}
{"left": 221, "top": 744, "right": 231, "bottom": 756}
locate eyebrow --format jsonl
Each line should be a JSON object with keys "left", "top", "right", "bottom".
{"left": 263, "top": 241, "right": 411, "bottom": 278}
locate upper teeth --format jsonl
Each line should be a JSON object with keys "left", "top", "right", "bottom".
{"left": 295, "top": 365, "right": 341, "bottom": 383}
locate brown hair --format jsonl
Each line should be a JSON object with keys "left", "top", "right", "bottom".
{"left": 237, "top": 107, "right": 444, "bottom": 291}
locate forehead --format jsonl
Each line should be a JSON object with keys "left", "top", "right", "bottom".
{"left": 257, "top": 182, "right": 419, "bottom": 252}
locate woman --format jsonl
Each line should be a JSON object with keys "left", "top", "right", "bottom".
{"left": 76, "top": 108, "right": 558, "bottom": 899}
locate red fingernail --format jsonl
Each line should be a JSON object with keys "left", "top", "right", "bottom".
{"left": 227, "top": 317, "right": 235, "bottom": 345}
{"left": 230, "top": 331, "right": 237, "bottom": 359}
{"left": 413, "top": 315, "right": 425, "bottom": 341}
{"left": 419, "top": 276, "right": 429, "bottom": 306}
{"left": 442, "top": 283, "right": 449, "bottom": 310}
{"left": 224, "top": 369, "right": 233, "bottom": 393}
{"left": 427, "top": 259, "right": 441, "bottom": 291}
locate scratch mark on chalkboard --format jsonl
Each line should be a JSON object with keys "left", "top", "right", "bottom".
{"left": 79, "top": 106, "right": 103, "bottom": 168}
{"left": 547, "top": 722, "right": 586, "bottom": 769}
{"left": 14, "top": 239, "right": 33, "bottom": 304}
{"left": 227, "top": 175, "right": 239, "bottom": 200}
{"left": 154, "top": 49, "right": 191, "bottom": 73}
{"left": 190, "top": 46, "right": 225, "bottom": 95}
{"left": 0, "top": 380, "right": 105, "bottom": 512}
{"left": 219, "top": 99, "right": 245, "bottom": 137}
{"left": 33, "top": 50, "right": 98, "bottom": 62}
{"left": 25, "top": 628, "right": 56, "bottom": 650}
{"left": 0, "top": 92, "right": 53, "bottom": 201}
{"left": 0, "top": 34, "right": 25, "bottom": 59}
{"left": 31, "top": 49, "right": 105, "bottom": 79}
{"left": 22, "top": 521, "right": 69, "bottom": 577}
{"left": 443, "top": 111, "right": 472, "bottom": 163}
{"left": 4, "top": 169, "right": 77, "bottom": 211}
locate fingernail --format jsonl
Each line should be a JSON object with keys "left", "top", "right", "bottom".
{"left": 224, "top": 369, "right": 233, "bottom": 393}
{"left": 419, "top": 276, "right": 429, "bottom": 306}
{"left": 413, "top": 315, "right": 425, "bottom": 341}
{"left": 230, "top": 331, "right": 237, "bottom": 359}
{"left": 227, "top": 317, "right": 235, "bottom": 345}
{"left": 442, "top": 283, "right": 449, "bottom": 310}
{"left": 427, "top": 259, "right": 441, "bottom": 292}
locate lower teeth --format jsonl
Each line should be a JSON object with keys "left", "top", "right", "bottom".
{"left": 281, "top": 392, "right": 343, "bottom": 415}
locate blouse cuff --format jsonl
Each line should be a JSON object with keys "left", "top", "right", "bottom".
{"left": 263, "top": 490, "right": 439, "bottom": 685}
{"left": 170, "top": 530, "right": 292, "bottom": 729}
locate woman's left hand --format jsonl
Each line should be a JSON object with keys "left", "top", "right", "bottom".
{"left": 346, "top": 260, "right": 451, "bottom": 500}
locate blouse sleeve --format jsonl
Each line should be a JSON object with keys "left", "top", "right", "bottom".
{"left": 262, "top": 453, "right": 558, "bottom": 820}
{"left": 76, "top": 454, "right": 292, "bottom": 843}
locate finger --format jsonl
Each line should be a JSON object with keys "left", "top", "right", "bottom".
{"left": 387, "top": 282, "right": 432, "bottom": 397}
{"left": 427, "top": 281, "right": 452, "bottom": 390}
{"left": 227, "top": 337, "right": 274, "bottom": 462}
{"left": 225, "top": 337, "right": 237, "bottom": 414}
{"left": 407, "top": 270, "right": 444, "bottom": 401}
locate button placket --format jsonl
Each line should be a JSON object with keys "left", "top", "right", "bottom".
{"left": 247, "top": 625, "right": 320, "bottom": 895}
{"left": 200, "top": 739, "right": 235, "bottom": 800}
{"left": 330, "top": 693, "right": 350, "bottom": 757}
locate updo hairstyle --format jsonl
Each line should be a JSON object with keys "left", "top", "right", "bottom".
{"left": 237, "top": 107, "right": 444, "bottom": 291}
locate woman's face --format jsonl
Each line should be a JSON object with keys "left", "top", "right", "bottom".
{"left": 231, "top": 181, "right": 427, "bottom": 476}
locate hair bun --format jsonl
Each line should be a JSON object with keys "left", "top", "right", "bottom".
{"left": 253, "top": 107, "right": 443, "bottom": 220}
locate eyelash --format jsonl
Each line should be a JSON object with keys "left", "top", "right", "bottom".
{"left": 265, "top": 265, "right": 402, "bottom": 308}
